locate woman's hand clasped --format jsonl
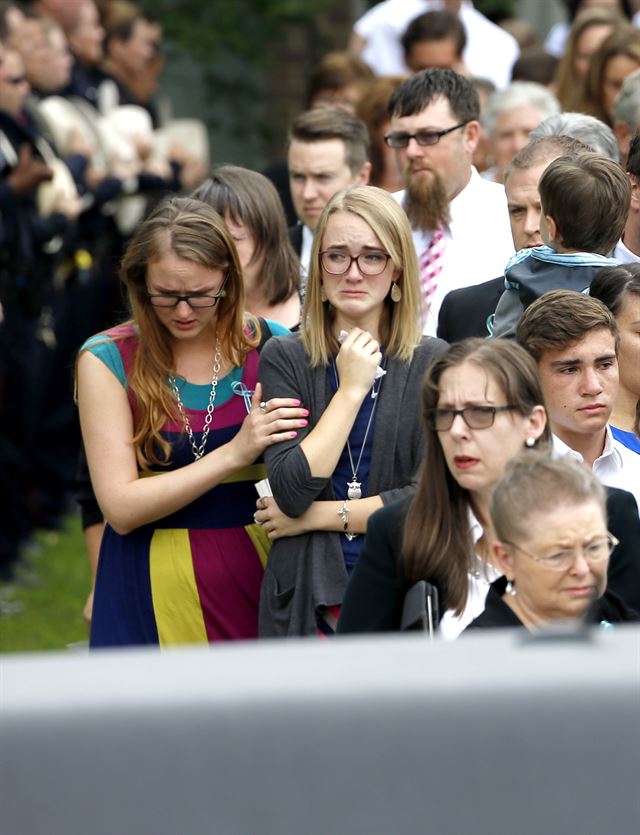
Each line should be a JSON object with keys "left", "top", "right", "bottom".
{"left": 335, "top": 328, "right": 381, "bottom": 399}
{"left": 229, "top": 382, "right": 309, "bottom": 467}
{"left": 253, "top": 496, "right": 310, "bottom": 539}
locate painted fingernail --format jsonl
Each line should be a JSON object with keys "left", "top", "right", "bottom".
{"left": 290, "top": 431, "right": 298, "bottom": 438}
{"left": 301, "top": 409, "right": 310, "bottom": 416}
{"left": 293, "top": 399, "right": 301, "bottom": 406}
{"left": 299, "top": 419, "right": 308, "bottom": 427}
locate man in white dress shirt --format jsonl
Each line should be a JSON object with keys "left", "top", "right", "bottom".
{"left": 386, "top": 68, "right": 514, "bottom": 335}
{"left": 351, "top": 0, "right": 519, "bottom": 90}
{"left": 517, "top": 290, "right": 640, "bottom": 511}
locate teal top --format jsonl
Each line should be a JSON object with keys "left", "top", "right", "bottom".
{"left": 82, "top": 319, "right": 289, "bottom": 409}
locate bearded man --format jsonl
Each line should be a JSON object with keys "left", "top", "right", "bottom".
{"left": 386, "top": 68, "right": 514, "bottom": 335}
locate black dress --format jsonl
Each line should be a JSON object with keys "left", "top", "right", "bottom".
{"left": 465, "top": 576, "right": 640, "bottom": 631}
{"left": 338, "top": 489, "right": 640, "bottom": 634}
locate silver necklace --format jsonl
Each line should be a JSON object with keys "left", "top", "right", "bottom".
{"left": 331, "top": 359, "right": 385, "bottom": 501}
{"left": 169, "top": 340, "right": 221, "bottom": 461}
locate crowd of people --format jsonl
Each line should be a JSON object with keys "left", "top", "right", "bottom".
{"left": 2, "top": 0, "right": 640, "bottom": 645}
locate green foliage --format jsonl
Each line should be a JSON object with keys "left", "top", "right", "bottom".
{"left": 0, "top": 515, "right": 90, "bottom": 653}
{"left": 143, "top": 0, "right": 329, "bottom": 65}
{"left": 138, "top": 0, "right": 333, "bottom": 165}
{"left": 474, "top": 0, "right": 516, "bottom": 22}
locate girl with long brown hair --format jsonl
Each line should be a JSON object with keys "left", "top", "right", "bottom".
{"left": 77, "top": 196, "right": 305, "bottom": 647}
{"left": 339, "top": 338, "right": 549, "bottom": 637}
{"left": 580, "top": 24, "right": 640, "bottom": 125}
{"left": 554, "top": 7, "right": 623, "bottom": 112}
{"left": 193, "top": 166, "right": 301, "bottom": 329}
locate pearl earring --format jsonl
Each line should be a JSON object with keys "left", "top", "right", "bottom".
{"left": 505, "top": 580, "right": 517, "bottom": 597}
{"left": 525, "top": 437, "right": 535, "bottom": 448}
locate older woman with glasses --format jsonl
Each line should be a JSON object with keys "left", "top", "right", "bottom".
{"left": 76, "top": 196, "right": 305, "bottom": 648}
{"left": 254, "top": 185, "right": 446, "bottom": 636}
{"left": 465, "top": 453, "right": 638, "bottom": 631}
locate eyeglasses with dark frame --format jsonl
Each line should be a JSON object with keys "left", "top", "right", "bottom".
{"left": 425, "top": 405, "right": 518, "bottom": 432}
{"left": 504, "top": 532, "right": 619, "bottom": 572}
{"left": 384, "top": 121, "right": 469, "bottom": 149}
{"left": 146, "top": 287, "right": 226, "bottom": 308}
{"left": 320, "top": 250, "right": 392, "bottom": 276}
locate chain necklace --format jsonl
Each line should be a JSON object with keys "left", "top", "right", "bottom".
{"left": 331, "top": 358, "right": 386, "bottom": 502}
{"left": 169, "top": 340, "right": 221, "bottom": 461}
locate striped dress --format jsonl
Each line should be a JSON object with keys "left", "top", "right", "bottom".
{"left": 86, "top": 323, "right": 282, "bottom": 648}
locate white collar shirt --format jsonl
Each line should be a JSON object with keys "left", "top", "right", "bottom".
{"left": 355, "top": 0, "right": 519, "bottom": 88}
{"left": 553, "top": 429, "right": 640, "bottom": 512}
{"left": 612, "top": 237, "right": 640, "bottom": 264}
{"left": 394, "top": 167, "right": 514, "bottom": 336}
{"left": 438, "top": 509, "right": 500, "bottom": 640}
{"left": 299, "top": 224, "right": 314, "bottom": 296}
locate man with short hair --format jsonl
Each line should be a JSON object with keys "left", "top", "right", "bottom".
{"left": 437, "top": 135, "right": 589, "bottom": 342}
{"left": 351, "top": 0, "right": 518, "bottom": 89}
{"left": 386, "top": 68, "right": 513, "bottom": 335}
{"left": 401, "top": 10, "right": 467, "bottom": 74}
{"left": 492, "top": 152, "right": 629, "bottom": 339}
{"left": 524, "top": 110, "right": 640, "bottom": 267}
{"left": 287, "top": 106, "right": 371, "bottom": 282}
{"left": 517, "top": 289, "right": 640, "bottom": 512}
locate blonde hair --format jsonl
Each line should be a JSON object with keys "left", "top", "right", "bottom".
{"left": 301, "top": 185, "right": 422, "bottom": 366}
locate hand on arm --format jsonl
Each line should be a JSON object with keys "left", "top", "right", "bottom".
{"left": 254, "top": 495, "right": 383, "bottom": 540}
{"left": 78, "top": 352, "right": 307, "bottom": 535}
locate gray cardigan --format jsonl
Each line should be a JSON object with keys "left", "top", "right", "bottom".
{"left": 258, "top": 333, "right": 447, "bottom": 637}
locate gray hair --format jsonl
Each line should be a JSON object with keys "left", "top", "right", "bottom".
{"left": 613, "top": 68, "right": 640, "bottom": 129}
{"left": 482, "top": 82, "right": 560, "bottom": 136}
{"left": 490, "top": 451, "right": 606, "bottom": 545}
{"left": 529, "top": 112, "right": 620, "bottom": 162}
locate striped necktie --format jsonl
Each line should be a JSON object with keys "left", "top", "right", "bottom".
{"left": 419, "top": 224, "right": 445, "bottom": 311}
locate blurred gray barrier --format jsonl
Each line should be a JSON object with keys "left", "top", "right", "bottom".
{"left": 1, "top": 627, "right": 639, "bottom": 835}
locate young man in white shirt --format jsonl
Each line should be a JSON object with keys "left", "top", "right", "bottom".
{"left": 517, "top": 289, "right": 640, "bottom": 511}
{"left": 351, "top": 0, "right": 519, "bottom": 90}
{"left": 287, "top": 108, "right": 371, "bottom": 286}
